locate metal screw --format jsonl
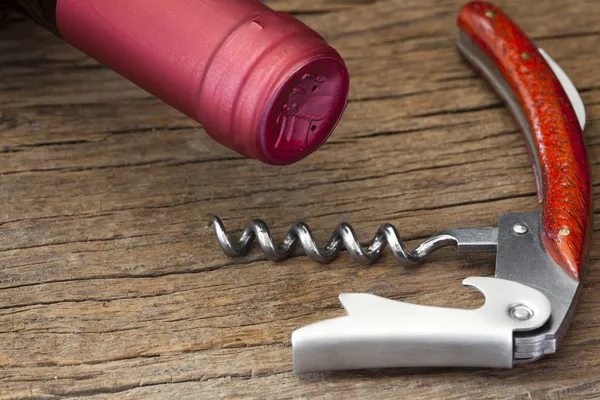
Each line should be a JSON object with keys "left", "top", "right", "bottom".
{"left": 521, "top": 52, "right": 532, "bottom": 61}
{"left": 485, "top": 10, "right": 497, "bottom": 18}
{"left": 559, "top": 228, "right": 571, "bottom": 236}
{"left": 509, "top": 305, "right": 534, "bottom": 321}
{"left": 512, "top": 223, "right": 528, "bottom": 235}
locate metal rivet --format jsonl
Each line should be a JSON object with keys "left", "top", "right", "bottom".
{"left": 512, "top": 223, "right": 528, "bottom": 235}
{"left": 521, "top": 52, "right": 532, "bottom": 61}
{"left": 509, "top": 305, "right": 534, "bottom": 321}
{"left": 485, "top": 10, "right": 497, "bottom": 18}
{"left": 559, "top": 228, "right": 571, "bottom": 236}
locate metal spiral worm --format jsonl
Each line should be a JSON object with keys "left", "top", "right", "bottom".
{"left": 212, "top": 217, "right": 463, "bottom": 265}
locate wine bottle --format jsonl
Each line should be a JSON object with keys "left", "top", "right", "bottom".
{"left": 3, "top": 0, "right": 349, "bottom": 165}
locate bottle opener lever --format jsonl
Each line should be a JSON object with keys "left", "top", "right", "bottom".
{"left": 214, "top": 1, "right": 592, "bottom": 373}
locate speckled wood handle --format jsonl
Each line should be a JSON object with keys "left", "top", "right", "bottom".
{"left": 457, "top": 1, "right": 591, "bottom": 279}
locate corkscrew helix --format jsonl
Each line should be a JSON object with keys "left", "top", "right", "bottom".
{"left": 212, "top": 217, "right": 496, "bottom": 265}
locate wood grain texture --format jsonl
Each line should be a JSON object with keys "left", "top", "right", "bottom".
{"left": 1, "top": 0, "right": 600, "bottom": 398}
{"left": 457, "top": 0, "right": 591, "bottom": 280}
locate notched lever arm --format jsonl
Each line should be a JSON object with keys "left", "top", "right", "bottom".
{"left": 293, "top": 277, "right": 551, "bottom": 373}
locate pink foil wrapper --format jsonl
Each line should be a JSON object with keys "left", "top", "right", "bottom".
{"left": 56, "top": 0, "right": 349, "bottom": 165}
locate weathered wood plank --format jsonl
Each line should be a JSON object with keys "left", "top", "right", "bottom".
{"left": 0, "top": 0, "right": 599, "bottom": 398}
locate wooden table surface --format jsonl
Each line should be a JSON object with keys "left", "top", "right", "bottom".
{"left": 1, "top": 0, "right": 600, "bottom": 398}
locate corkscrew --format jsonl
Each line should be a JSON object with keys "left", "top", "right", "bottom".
{"left": 213, "top": 2, "right": 591, "bottom": 374}
{"left": 212, "top": 217, "right": 498, "bottom": 265}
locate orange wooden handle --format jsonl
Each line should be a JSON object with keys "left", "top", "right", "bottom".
{"left": 457, "top": 1, "right": 591, "bottom": 280}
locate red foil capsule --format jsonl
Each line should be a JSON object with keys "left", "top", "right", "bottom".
{"left": 52, "top": 0, "right": 350, "bottom": 165}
